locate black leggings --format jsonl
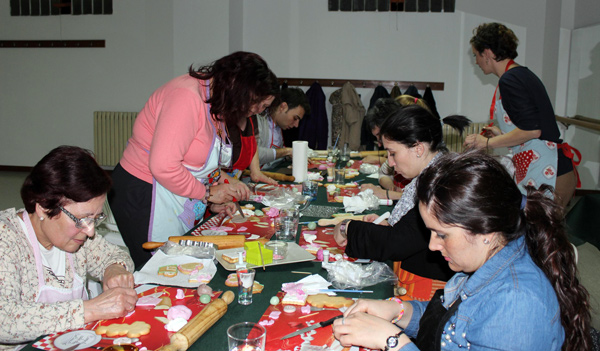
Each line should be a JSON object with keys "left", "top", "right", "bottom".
{"left": 108, "top": 164, "right": 153, "bottom": 270}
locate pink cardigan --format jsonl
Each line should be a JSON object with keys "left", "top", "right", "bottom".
{"left": 120, "top": 74, "right": 216, "bottom": 200}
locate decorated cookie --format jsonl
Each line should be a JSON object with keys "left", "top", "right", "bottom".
{"left": 158, "top": 265, "right": 177, "bottom": 278}
{"left": 178, "top": 262, "right": 204, "bottom": 274}
{"left": 95, "top": 321, "right": 151, "bottom": 338}
{"left": 306, "top": 294, "right": 354, "bottom": 308}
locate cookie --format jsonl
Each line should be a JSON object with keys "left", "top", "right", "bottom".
{"left": 178, "top": 262, "right": 204, "bottom": 274}
{"left": 158, "top": 265, "right": 177, "bottom": 277}
{"left": 222, "top": 251, "right": 245, "bottom": 264}
{"left": 306, "top": 294, "right": 354, "bottom": 308}
{"left": 95, "top": 321, "right": 151, "bottom": 338}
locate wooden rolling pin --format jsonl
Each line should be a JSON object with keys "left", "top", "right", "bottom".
{"left": 242, "top": 170, "right": 295, "bottom": 182}
{"left": 354, "top": 150, "right": 387, "bottom": 158}
{"left": 317, "top": 215, "right": 364, "bottom": 226}
{"left": 158, "top": 290, "right": 235, "bottom": 351}
{"left": 142, "top": 235, "right": 246, "bottom": 250}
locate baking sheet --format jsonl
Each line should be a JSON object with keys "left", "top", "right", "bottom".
{"left": 216, "top": 242, "right": 315, "bottom": 271}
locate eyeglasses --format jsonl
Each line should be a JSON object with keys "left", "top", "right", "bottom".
{"left": 59, "top": 206, "right": 106, "bottom": 229}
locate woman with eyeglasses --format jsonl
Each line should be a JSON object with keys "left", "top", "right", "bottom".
{"left": 109, "top": 51, "right": 280, "bottom": 269}
{"left": 0, "top": 146, "right": 137, "bottom": 348}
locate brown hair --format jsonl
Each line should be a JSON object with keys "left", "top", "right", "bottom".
{"left": 189, "top": 51, "right": 280, "bottom": 125}
{"left": 21, "top": 146, "right": 111, "bottom": 218}
{"left": 416, "top": 150, "right": 591, "bottom": 351}
{"left": 470, "top": 22, "right": 519, "bottom": 61}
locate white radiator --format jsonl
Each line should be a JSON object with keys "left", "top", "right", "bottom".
{"left": 93, "top": 111, "right": 137, "bottom": 167}
{"left": 443, "top": 122, "right": 488, "bottom": 153}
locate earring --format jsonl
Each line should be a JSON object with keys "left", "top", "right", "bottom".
{"left": 483, "top": 238, "right": 490, "bottom": 244}
{"left": 40, "top": 217, "right": 44, "bottom": 221}
{"left": 417, "top": 154, "right": 421, "bottom": 158}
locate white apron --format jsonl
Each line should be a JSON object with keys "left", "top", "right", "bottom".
{"left": 494, "top": 91, "right": 558, "bottom": 194}
{"left": 23, "top": 212, "right": 88, "bottom": 303}
{"left": 261, "top": 115, "right": 284, "bottom": 170}
{"left": 148, "top": 83, "right": 231, "bottom": 243}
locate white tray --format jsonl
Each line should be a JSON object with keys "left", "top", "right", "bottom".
{"left": 216, "top": 242, "right": 315, "bottom": 271}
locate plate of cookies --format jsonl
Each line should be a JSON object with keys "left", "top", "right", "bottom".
{"left": 133, "top": 250, "right": 217, "bottom": 287}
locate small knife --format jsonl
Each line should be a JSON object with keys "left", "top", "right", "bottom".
{"left": 280, "top": 315, "right": 342, "bottom": 340}
{"left": 235, "top": 202, "right": 245, "bottom": 218}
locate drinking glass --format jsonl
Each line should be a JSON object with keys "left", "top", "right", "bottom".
{"left": 276, "top": 216, "right": 297, "bottom": 242}
{"left": 334, "top": 168, "right": 346, "bottom": 184}
{"left": 302, "top": 180, "right": 318, "bottom": 200}
{"left": 227, "top": 322, "right": 266, "bottom": 351}
{"left": 236, "top": 268, "right": 256, "bottom": 305}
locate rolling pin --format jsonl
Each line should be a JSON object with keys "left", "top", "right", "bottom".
{"left": 142, "top": 235, "right": 246, "bottom": 250}
{"left": 353, "top": 150, "right": 387, "bottom": 158}
{"left": 158, "top": 290, "right": 235, "bottom": 351}
{"left": 242, "top": 170, "right": 295, "bottom": 182}
{"left": 317, "top": 215, "right": 364, "bottom": 226}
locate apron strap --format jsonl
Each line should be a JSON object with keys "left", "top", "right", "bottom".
{"left": 558, "top": 142, "right": 582, "bottom": 188}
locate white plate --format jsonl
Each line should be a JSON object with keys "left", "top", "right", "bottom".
{"left": 53, "top": 330, "right": 102, "bottom": 350}
{"left": 216, "top": 242, "right": 315, "bottom": 271}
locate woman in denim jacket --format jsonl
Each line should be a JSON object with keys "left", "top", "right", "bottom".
{"left": 332, "top": 151, "right": 591, "bottom": 351}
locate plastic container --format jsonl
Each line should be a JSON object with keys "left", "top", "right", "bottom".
{"left": 265, "top": 240, "right": 288, "bottom": 260}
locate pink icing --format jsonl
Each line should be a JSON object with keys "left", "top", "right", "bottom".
{"left": 268, "top": 311, "right": 282, "bottom": 319}
{"left": 136, "top": 296, "right": 162, "bottom": 307}
{"left": 302, "top": 230, "right": 318, "bottom": 235}
{"left": 266, "top": 208, "right": 280, "bottom": 218}
{"left": 167, "top": 305, "right": 193, "bottom": 321}
{"left": 176, "top": 289, "right": 185, "bottom": 299}
{"left": 237, "top": 226, "right": 248, "bottom": 231}
{"left": 301, "top": 305, "right": 311, "bottom": 314}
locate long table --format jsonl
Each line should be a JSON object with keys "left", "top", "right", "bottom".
{"left": 27, "top": 162, "right": 395, "bottom": 351}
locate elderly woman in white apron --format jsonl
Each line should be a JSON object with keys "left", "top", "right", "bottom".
{"left": 0, "top": 146, "right": 136, "bottom": 348}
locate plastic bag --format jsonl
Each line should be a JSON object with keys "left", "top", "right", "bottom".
{"left": 342, "top": 188, "right": 380, "bottom": 213}
{"left": 160, "top": 240, "right": 215, "bottom": 260}
{"left": 322, "top": 260, "right": 398, "bottom": 289}
{"left": 261, "top": 187, "right": 307, "bottom": 209}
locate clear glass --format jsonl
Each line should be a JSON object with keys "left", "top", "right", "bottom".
{"left": 227, "top": 322, "right": 266, "bottom": 351}
{"left": 334, "top": 168, "right": 346, "bottom": 184}
{"left": 236, "top": 268, "right": 256, "bottom": 305}
{"left": 265, "top": 240, "right": 288, "bottom": 260}
{"left": 275, "top": 216, "right": 297, "bottom": 242}
{"left": 302, "top": 180, "right": 318, "bottom": 200}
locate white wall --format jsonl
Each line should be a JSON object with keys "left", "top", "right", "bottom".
{"left": 0, "top": 0, "right": 598, "bottom": 187}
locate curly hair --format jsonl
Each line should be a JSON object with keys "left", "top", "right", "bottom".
{"left": 470, "top": 22, "right": 519, "bottom": 61}
{"left": 21, "top": 146, "right": 111, "bottom": 218}
{"left": 416, "top": 150, "right": 591, "bottom": 351}
{"left": 189, "top": 51, "right": 280, "bottom": 125}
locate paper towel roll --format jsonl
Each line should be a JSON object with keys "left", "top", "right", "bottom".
{"left": 292, "top": 140, "right": 308, "bottom": 183}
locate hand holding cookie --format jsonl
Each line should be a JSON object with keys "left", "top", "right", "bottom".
{"left": 103, "top": 263, "right": 134, "bottom": 290}
{"left": 83, "top": 287, "right": 139, "bottom": 323}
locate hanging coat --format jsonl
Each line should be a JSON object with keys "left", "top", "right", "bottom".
{"left": 329, "top": 89, "right": 343, "bottom": 148}
{"left": 298, "top": 82, "right": 328, "bottom": 150}
{"left": 423, "top": 86, "right": 441, "bottom": 119}
{"left": 362, "top": 85, "right": 390, "bottom": 150}
{"left": 339, "top": 82, "right": 366, "bottom": 151}
{"left": 390, "top": 85, "right": 402, "bottom": 99}
{"left": 404, "top": 84, "right": 422, "bottom": 99}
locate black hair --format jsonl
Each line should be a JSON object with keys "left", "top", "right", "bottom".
{"left": 470, "top": 22, "right": 519, "bottom": 61}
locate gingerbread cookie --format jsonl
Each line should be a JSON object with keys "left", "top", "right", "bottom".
{"left": 178, "top": 262, "right": 204, "bottom": 274}
{"left": 95, "top": 321, "right": 151, "bottom": 338}
{"left": 158, "top": 265, "right": 177, "bottom": 277}
{"left": 306, "top": 294, "right": 354, "bottom": 308}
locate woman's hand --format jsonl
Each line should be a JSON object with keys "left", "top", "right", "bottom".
{"left": 208, "top": 179, "right": 250, "bottom": 203}
{"left": 333, "top": 221, "right": 348, "bottom": 246}
{"left": 362, "top": 213, "right": 380, "bottom": 223}
{"left": 360, "top": 184, "right": 387, "bottom": 199}
{"left": 83, "top": 287, "right": 138, "bottom": 323}
{"left": 463, "top": 134, "right": 489, "bottom": 149}
{"left": 333, "top": 311, "right": 405, "bottom": 350}
{"left": 482, "top": 125, "right": 502, "bottom": 138}
{"left": 344, "top": 299, "right": 400, "bottom": 320}
{"left": 102, "top": 264, "right": 134, "bottom": 290}
{"left": 209, "top": 202, "right": 236, "bottom": 217}
{"left": 251, "top": 171, "right": 278, "bottom": 185}
{"left": 361, "top": 155, "right": 384, "bottom": 165}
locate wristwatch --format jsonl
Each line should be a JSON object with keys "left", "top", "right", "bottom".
{"left": 339, "top": 219, "right": 351, "bottom": 239}
{"left": 383, "top": 330, "right": 405, "bottom": 351}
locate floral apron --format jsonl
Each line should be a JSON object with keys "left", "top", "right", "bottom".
{"left": 495, "top": 91, "right": 558, "bottom": 193}
{"left": 23, "top": 212, "right": 88, "bottom": 303}
{"left": 148, "top": 82, "right": 231, "bottom": 243}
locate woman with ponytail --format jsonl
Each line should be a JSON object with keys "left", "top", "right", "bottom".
{"left": 332, "top": 150, "right": 591, "bottom": 351}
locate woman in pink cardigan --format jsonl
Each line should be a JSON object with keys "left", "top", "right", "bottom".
{"left": 109, "top": 52, "right": 280, "bottom": 269}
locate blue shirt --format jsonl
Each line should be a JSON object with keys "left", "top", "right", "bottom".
{"left": 401, "top": 236, "right": 564, "bottom": 350}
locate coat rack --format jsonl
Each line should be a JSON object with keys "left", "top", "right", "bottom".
{"left": 278, "top": 77, "right": 444, "bottom": 91}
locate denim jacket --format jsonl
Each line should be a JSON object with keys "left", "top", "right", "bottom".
{"left": 401, "top": 236, "right": 564, "bottom": 350}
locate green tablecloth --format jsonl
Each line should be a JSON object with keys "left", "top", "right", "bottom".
{"left": 27, "top": 162, "right": 394, "bottom": 351}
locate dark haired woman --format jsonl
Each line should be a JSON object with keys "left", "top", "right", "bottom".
{"left": 332, "top": 150, "right": 591, "bottom": 351}
{"left": 334, "top": 105, "right": 470, "bottom": 300}
{"left": 0, "top": 146, "right": 137, "bottom": 348}
{"left": 464, "top": 22, "right": 579, "bottom": 208}
{"left": 109, "top": 51, "right": 280, "bottom": 268}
